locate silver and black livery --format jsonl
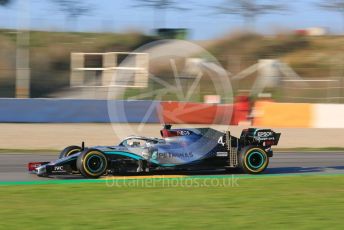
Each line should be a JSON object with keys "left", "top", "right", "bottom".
{"left": 29, "top": 125, "right": 281, "bottom": 178}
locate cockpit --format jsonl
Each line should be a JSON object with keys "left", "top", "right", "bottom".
{"left": 119, "top": 136, "right": 163, "bottom": 148}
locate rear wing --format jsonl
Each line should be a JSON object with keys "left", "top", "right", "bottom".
{"left": 240, "top": 128, "right": 281, "bottom": 146}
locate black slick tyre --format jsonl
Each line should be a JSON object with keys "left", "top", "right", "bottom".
{"left": 76, "top": 149, "right": 108, "bottom": 178}
{"left": 59, "top": 145, "right": 82, "bottom": 159}
{"left": 238, "top": 146, "right": 269, "bottom": 174}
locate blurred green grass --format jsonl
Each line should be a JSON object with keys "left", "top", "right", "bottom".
{"left": 0, "top": 175, "right": 343, "bottom": 229}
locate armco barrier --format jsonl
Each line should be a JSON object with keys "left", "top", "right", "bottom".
{"left": 253, "top": 101, "right": 313, "bottom": 128}
{"left": 0, "top": 99, "right": 245, "bottom": 124}
{"left": 313, "top": 104, "right": 344, "bottom": 128}
{"left": 160, "top": 101, "right": 234, "bottom": 124}
{"left": 0, "top": 99, "right": 160, "bottom": 123}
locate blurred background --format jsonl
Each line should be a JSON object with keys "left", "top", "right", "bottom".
{"left": 2, "top": 3, "right": 344, "bottom": 227}
{"left": 0, "top": 0, "right": 344, "bottom": 129}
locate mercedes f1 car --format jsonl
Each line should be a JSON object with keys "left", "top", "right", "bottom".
{"left": 28, "top": 125, "right": 281, "bottom": 178}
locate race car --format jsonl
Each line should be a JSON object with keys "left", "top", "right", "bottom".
{"left": 28, "top": 125, "right": 281, "bottom": 178}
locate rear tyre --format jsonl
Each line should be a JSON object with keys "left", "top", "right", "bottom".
{"left": 59, "top": 146, "right": 82, "bottom": 159}
{"left": 238, "top": 146, "right": 269, "bottom": 174}
{"left": 77, "top": 149, "right": 108, "bottom": 178}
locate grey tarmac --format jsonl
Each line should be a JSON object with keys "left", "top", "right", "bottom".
{"left": 0, "top": 152, "right": 344, "bottom": 181}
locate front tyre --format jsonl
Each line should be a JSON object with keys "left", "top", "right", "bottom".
{"left": 77, "top": 149, "right": 108, "bottom": 178}
{"left": 238, "top": 146, "right": 269, "bottom": 174}
{"left": 59, "top": 145, "right": 82, "bottom": 159}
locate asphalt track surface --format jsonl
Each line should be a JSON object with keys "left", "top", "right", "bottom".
{"left": 0, "top": 152, "right": 344, "bottom": 182}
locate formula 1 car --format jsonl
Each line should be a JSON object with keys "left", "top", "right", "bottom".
{"left": 28, "top": 125, "right": 281, "bottom": 178}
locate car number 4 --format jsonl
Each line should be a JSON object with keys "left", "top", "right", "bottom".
{"left": 218, "top": 136, "right": 225, "bottom": 146}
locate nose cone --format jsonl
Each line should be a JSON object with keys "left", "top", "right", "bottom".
{"left": 36, "top": 165, "right": 47, "bottom": 177}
